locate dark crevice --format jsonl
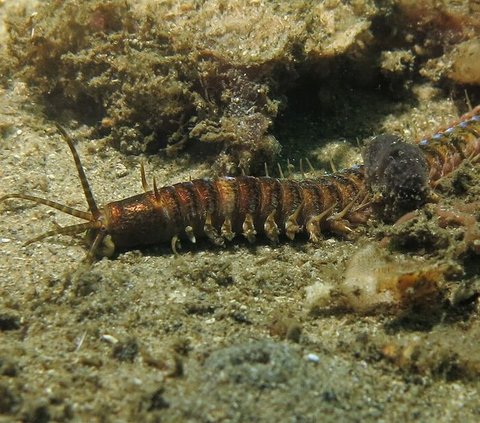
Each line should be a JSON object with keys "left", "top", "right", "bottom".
{"left": 272, "top": 60, "right": 416, "bottom": 165}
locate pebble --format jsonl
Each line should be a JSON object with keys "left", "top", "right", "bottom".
{"left": 306, "top": 353, "right": 321, "bottom": 363}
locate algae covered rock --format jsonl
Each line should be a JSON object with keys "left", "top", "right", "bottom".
{"left": 3, "top": 0, "right": 478, "bottom": 174}
{"left": 1, "top": 0, "right": 381, "bottom": 174}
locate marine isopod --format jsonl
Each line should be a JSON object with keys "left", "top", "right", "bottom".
{"left": 1, "top": 105, "right": 479, "bottom": 261}
{"left": 1, "top": 125, "right": 369, "bottom": 260}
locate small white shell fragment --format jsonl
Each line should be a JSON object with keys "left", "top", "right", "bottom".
{"left": 306, "top": 353, "right": 321, "bottom": 363}
{"left": 101, "top": 334, "right": 119, "bottom": 345}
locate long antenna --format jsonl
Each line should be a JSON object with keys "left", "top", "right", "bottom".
{"left": 55, "top": 124, "right": 100, "bottom": 218}
{"left": 1, "top": 125, "right": 103, "bottom": 251}
{"left": 0, "top": 193, "right": 91, "bottom": 220}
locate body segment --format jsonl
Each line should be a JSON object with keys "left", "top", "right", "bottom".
{"left": 103, "top": 171, "right": 367, "bottom": 252}
{"left": 418, "top": 106, "right": 480, "bottom": 181}
{"left": 1, "top": 106, "right": 479, "bottom": 260}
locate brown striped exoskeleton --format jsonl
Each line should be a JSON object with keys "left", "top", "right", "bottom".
{"left": 1, "top": 125, "right": 370, "bottom": 260}
{"left": 2, "top": 105, "right": 479, "bottom": 261}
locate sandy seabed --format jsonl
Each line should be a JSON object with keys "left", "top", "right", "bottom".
{"left": 1, "top": 1, "right": 480, "bottom": 422}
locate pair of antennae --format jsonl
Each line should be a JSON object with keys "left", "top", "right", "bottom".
{"left": 1, "top": 125, "right": 101, "bottom": 248}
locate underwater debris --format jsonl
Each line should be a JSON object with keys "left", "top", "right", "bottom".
{"left": 436, "top": 202, "right": 480, "bottom": 256}
{"left": 363, "top": 134, "right": 430, "bottom": 222}
{"left": 340, "top": 244, "right": 449, "bottom": 313}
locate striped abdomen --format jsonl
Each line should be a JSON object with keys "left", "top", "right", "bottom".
{"left": 3, "top": 108, "right": 478, "bottom": 260}
{"left": 104, "top": 168, "right": 367, "bottom": 250}
{"left": 418, "top": 105, "right": 480, "bottom": 182}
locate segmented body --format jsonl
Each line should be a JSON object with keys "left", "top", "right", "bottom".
{"left": 105, "top": 168, "right": 367, "bottom": 251}
{"left": 1, "top": 106, "right": 479, "bottom": 260}
{"left": 418, "top": 105, "right": 480, "bottom": 182}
